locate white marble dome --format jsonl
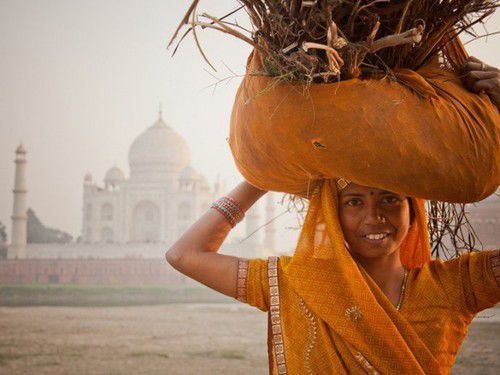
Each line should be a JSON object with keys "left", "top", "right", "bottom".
{"left": 128, "top": 114, "right": 191, "bottom": 178}
{"left": 105, "top": 166, "right": 125, "bottom": 185}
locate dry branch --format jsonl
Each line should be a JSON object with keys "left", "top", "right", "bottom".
{"left": 169, "top": 0, "right": 498, "bottom": 82}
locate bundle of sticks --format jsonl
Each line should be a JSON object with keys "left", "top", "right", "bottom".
{"left": 169, "top": 0, "right": 498, "bottom": 83}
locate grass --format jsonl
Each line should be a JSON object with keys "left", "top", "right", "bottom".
{"left": 0, "top": 284, "right": 232, "bottom": 307}
{"left": 185, "top": 350, "right": 246, "bottom": 360}
{"left": 129, "top": 351, "right": 170, "bottom": 359}
{"left": 0, "top": 352, "right": 23, "bottom": 365}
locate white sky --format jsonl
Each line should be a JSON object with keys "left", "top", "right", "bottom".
{"left": 0, "top": 1, "right": 499, "bottom": 247}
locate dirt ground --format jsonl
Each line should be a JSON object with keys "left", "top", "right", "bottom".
{"left": 0, "top": 304, "right": 498, "bottom": 374}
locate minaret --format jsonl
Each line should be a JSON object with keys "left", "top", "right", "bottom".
{"left": 213, "top": 174, "right": 226, "bottom": 196}
{"left": 82, "top": 173, "right": 93, "bottom": 243}
{"left": 9, "top": 143, "right": 28, "bottom": 259}
{"left": 264, "top": 192, "right": 277, "bottom": 250}
{"left": 245, "top": 203, "right": 261, "bottom": 245}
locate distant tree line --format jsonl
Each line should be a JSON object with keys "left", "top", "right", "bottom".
{"left": 0, "top": 221, "right": 6, "bottom": 258}
{"left": 0, "top": 221, "right": 6, "bottom": 244}
{"left": 27, "top": 208, "right": 73, "bottom": 244}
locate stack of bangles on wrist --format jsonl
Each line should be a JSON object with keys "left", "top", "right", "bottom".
{"left": 210, "top": 196, "right": 245, "bottom": 228}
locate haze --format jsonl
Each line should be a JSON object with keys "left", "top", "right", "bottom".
{"left": 0, "top": 0, "right": 498, "bottom": 242}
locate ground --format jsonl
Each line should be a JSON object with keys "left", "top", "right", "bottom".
{"left": 0, "top": 304, "right": 498, "bottom": 374}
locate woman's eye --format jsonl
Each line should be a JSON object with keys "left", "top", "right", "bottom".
{"left": 345, "top": 199, "right": 361, "bottom": 206}
{"left": 383, "top": 196, "right": 400, "bottom": 204}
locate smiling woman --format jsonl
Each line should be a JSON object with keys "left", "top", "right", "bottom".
{"left": 166, "top": 176, "right": 500, "bottom": 374}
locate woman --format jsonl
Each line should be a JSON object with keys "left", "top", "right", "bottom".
{"left": 166, "top": 57, "right": 500, "bottom": 374}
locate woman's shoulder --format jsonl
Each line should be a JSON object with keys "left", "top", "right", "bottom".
{"left": 416, "top": 249, "right": 500, "bottom": 315}
{"left": 416, "top": 250, "right": 498, "bottom": 285}
{"left": 426, "top": 249, "right": 498, "bottom": 271}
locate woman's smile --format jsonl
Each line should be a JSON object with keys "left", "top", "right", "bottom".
{"left": 361, "top": 232, "right": 392, "bottom": 244}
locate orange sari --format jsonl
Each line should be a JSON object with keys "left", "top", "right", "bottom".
{"left": 240, "top": 180, "right": 500, "bottom": 374}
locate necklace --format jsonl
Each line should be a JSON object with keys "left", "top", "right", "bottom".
{"left": 396, "top": 268, "right": 408, "bottom": 311}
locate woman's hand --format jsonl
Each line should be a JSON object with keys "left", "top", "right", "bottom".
{"left": 461, "top": 56, "right": 500, "bottom": 110}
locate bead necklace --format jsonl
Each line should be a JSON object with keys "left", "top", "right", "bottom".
{"left": 396, "top": 268, "right": 408, "bottom": 311}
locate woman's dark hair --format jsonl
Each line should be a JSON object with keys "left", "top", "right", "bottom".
{"left": 408, "top": 198, "right": 415, "bottom": 225}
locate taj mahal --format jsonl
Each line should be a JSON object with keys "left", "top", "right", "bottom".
{"left": 81, "top": 109, "right": 225, "bottom": 245}
{"left": 1, "top": 110, "right": 279, "bottom": 284}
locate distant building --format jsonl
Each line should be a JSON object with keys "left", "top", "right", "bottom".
{"left": 3, "top": 110, "right": 279, "bottom": 284}
{"left": 81, "top": 109, "right": 222, "bottom": 244}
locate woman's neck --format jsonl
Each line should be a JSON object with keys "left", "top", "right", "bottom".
{"left": 354, "top": 249, "right": 405, "bottom": 296}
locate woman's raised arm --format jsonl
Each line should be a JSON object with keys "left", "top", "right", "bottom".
{"left": 165, "top": 180, "right": 267, "bottom": 298}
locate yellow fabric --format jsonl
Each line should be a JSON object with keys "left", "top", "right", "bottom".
{"left": 247, "top": 251, "right": 500, "bottom": 374}
{"left": 244, "top": 180, "right": 500, "bottom": 374}
{"left": 229, "top": 37, "right": 500, "bottom": 203}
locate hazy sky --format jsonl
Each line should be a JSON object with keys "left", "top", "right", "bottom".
{"left": 0, "top": 1, "right": 499, "bottom": 243}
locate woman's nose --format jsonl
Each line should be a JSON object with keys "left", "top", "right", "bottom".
{"left": 365, "top": 204, "right": 386, "bottom": 223}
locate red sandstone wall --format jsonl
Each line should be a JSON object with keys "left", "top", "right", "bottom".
{"left": 0, "top": 259, "right": 193, "bottom": 285}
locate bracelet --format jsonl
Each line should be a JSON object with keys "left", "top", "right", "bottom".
{"left": 210, "top": 196, "right": 245, "bottom": 227}
{"left": 212, "top": 204, "right": 237, "bottom": 227}
{"left": 217, "top": 197, "right": 244, "bottom": 222}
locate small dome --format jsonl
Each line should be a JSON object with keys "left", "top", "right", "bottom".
{"left": 128, "top": 113, "right": 190, "bottom": 179}
{"left": 84, "top": 172, "right": 93, "bottom": 182}
{"left": 15, "top": 143, "right": 27, "bottom": 154}
{"left": 105, "top": 166, "right": 125, "bottom": 184}
{"left": 179, "top": 165, "right": 200, "bottom": 180}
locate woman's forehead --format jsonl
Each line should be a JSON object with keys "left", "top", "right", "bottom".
{"left": 340, "top": 182, "right": 399, "bottom": 196}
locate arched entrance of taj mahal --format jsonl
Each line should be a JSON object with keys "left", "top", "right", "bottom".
{"left": 132, "top": 200, "right": 160, "bottom": 242}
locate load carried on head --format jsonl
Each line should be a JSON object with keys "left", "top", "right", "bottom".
{"left": 169, "top": 1, "right": 499, "bottom": 255}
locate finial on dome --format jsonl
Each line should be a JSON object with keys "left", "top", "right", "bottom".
{"left": 159, "top": 102, "right": 163, "bottom": 120}
{"left": 16, "top": 142, "right": 27, "bottom": 154}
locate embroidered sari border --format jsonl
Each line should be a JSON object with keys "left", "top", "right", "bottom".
{"left": 236, "top": 258, "right": 249, "bottom": 303}
{"left": 269, "top": 256, "right": 287, "bottom": 375}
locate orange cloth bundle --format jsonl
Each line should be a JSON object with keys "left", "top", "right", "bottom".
{"left": 229, "top": 38, "right": 499, "bottom": 203}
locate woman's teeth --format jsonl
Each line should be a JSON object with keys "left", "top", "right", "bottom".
{"left": 364, "top": 233, "right": 389, "bottom": 240}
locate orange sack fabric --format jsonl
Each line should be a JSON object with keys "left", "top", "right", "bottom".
{"left": 229, "top": 38, "right": 500, "bottom": 203}
{"left": 242, "top": 180, "right": 500, "bottom": 374}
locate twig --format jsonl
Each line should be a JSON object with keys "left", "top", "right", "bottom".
{"left": 463, "top": 30, "right": 500, "bottom": 45}
{"left": 191, "top": 4, "right": 217, "bottom": 71}
{"left": 168, "top": 0, "right": 200, "bottom": 49}
{"left": 369, "top": 24, "right": 425, "bottom": 53}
